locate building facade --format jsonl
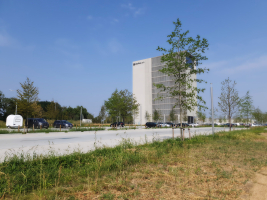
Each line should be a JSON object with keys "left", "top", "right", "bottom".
{"left": 132, "top": 55, "right": 197, "bottom": 124}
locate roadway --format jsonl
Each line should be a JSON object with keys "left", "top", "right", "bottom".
{"left": 0, "top": 127, "right": 230, "bottom": 162}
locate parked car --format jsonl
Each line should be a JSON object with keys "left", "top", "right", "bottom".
{"left": 189, "top": 123, "right": 199, "bottom": 127}
{"left": 166, "top": 122, "right": 175, "bottom": 127}
{"left": 176, "top": 123, "right": 189, "bottom": 127}
{"left": 110, "top": 122, "right": 124, "bottom": 127}
{"left": 156, "top": 122, "right": 170, "bottom": 127}
{"left": 232, "top": 123, "right": 240, "bottom": 126}
{"left": 53, "top": 120, "right": 73, "bottom": 128}
{"left": 225, "top": 123, "right": 235, "bottom": 127}
{"left": 25, "top": 118, "right": 49, "bottom": 129}
{"left": 146, "top": 122, "right": 157, "bottom": 128}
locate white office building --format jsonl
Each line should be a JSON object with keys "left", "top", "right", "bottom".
{"left": 132, "top": 55, "right": 197, "bottom": 125}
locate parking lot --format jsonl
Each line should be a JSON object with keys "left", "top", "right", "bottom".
{"left": 0, "top": 127, "right": 232, "bottom": 162}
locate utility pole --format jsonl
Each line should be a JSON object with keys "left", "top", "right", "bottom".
{"left": 210, "top": 83, "right": 214, "bottom": 135}
{"left": 164, "top": 114, "right": 165, "bottom": 123}
{"left": 15, "top": 102, "right": 17, "bottom": 115}
{"left": 80, "top": 106, "right": 82, "bottom": 126}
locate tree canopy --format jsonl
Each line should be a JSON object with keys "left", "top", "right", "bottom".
{"left": 218, "top": 77, "right": 240, "bottom": 130}
{"left": 17, "top": 77, "right": 39, "bottom": 126}
{"left": 104, "top": 89, "right": 139, "bottom": 122}
{"left": 239, "top": 91, "right": 253, "bottom": 124}
{"left": 154, "top": 18, "right": 209, "bottom": 126}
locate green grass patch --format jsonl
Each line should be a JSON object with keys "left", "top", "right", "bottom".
{"left": 0, "top": 127, "right": 266, "bottom": 199}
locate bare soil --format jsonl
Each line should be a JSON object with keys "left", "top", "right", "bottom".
{"left": 241, "top": 133, "right": 267, "bottom": 200}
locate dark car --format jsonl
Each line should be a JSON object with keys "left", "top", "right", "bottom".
{"left": 25, "top": 118, "right": 49, "bottom": 129}
{"left": 53, "top": 120, "right": 73, "bottom": 128}
{"left": 146, "top": 122, "right": 157, "bottom": 128}
{"left": 110, "top": 122, "right": 124, "bottom": 127}
{"left": 225, "top": 123, "right": 235, "bottom": 127}
{"left": 166, "top": 122, "right": 175, "bottom": 127}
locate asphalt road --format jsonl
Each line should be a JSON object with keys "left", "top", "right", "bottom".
{"left": 0, "top": 127, "right": 230, "bottom": 162}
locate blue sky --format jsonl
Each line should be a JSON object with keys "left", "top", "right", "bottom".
{"left": 0, "top": 0, "right": 266, "bottom": 116}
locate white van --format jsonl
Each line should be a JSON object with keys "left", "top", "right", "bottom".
{"left": 6, "top": 115, "right": 23, "bottom": 129}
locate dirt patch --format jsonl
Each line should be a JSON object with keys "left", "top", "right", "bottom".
{"left": 242, "top": 167, "right": 267, "bottom": 200}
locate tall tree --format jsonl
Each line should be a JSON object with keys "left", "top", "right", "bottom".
{"left": 17, "top": 77, "right": 39, "bottom": 130}
{"left": 153, "top": 109, "right": 161, "bottom": 122}
{"left": 154, "top": 18, "right": 209, "bottom": 134}
{"left": 31, "top": 102, "right": 43, "bottom": 118}
{"left": 239, "top": 91, "right": 253, "bottom": 124}
{"left": 105, "top": 89, "right": 139, "bottom": 122}
{"left": 218, "top": 77, "right": 240, "bottom": 130}
{"left": 45, "top": 101, "right": 59, "bottom": 119}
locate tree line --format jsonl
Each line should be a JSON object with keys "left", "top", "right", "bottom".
{"left": 0, "top": 78, "right": 139, "bottom": 124}
{"left": 196, "top": 78, "right": 266, "bottom": 127}
{"left": 0, "top": 78, "right": 94, "bottom": 122}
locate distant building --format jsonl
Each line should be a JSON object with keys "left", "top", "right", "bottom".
{"left": 132, "top": 55, "right": 197, "bottom": 124}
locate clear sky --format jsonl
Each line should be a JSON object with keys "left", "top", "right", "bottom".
{"left": 0, "top": 0, "right": 266, "bottom": 117}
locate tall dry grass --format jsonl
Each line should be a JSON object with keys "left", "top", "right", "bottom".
{"left": 0, "top": 127, "right": 266, "bottom": 199}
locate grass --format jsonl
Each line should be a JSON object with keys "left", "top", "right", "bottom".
{"left": 0, "top": 127, "right": 267, "bottom": 199}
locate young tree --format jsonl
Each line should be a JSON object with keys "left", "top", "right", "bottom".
{"left": 252, "top": 108, "right": 264, "bottom": 124}
{"left": 183, "top": 115, "right": 188, "bottom": 122}
{"left": 169, "top": 108, "right": 175, "bottom": 122}
{"left": 98, "top": 105, "right": 107, "bottom": 123}
{"left": 197, "top": 111, "right": 206, "bottom": 123}
{"left": 17, "top": 77, "right": 39, "bottom": 130}
{"left": 218, "top": 77, "right": 240, "bottom": 130}
{"left": 145, "top": 111, "right": 151, "bottom": 122}
{"left": 154, "top": 18, "right": 209, "bottom": 134}
{"left": 239, "top": 91, "right": 253, "bottom": 124}
{"left": 105, "top": 89, "right": 139, "bottom": 122}
{"left": 153, "top": 109, "right": 161, "bottom": 122}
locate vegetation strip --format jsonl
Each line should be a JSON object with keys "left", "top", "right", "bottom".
{"left": 0, "top": 127, "right": 267, "bottom": 199}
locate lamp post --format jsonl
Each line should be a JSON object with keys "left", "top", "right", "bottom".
{"left": 210, "top": 83, "right": 214, "bottom": 136}
{"left": 80, "top": 106, "right": 82, "bottom": 127}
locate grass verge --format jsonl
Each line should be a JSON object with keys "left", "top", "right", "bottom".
{"left": 0, "top": 127, "right": 267, "bottom": 199}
